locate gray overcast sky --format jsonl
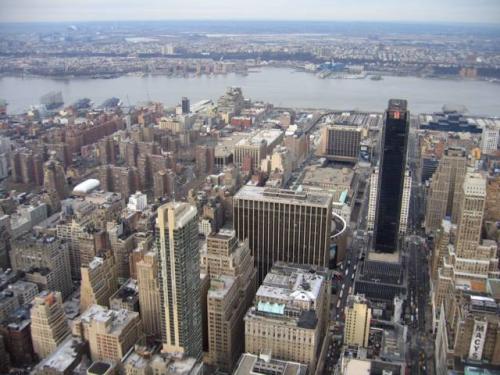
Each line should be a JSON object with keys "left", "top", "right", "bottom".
{"left": 1, "top": 0, "right": 499, "bottom": 24}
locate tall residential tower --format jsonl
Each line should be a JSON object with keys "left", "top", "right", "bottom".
{"left": 156, "top": 202, "right": 203, "bottom": 358}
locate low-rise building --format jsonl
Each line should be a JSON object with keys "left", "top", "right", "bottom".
{"left": 72, "top": 304, "right": 142, "bottom": 363}
{"left": 32, "top": 337, "right": 85, "bottom": 375}
{"left": 234, "top": 353, "right": 307, "bottom": 375}
{"left": 109, "top": 279, "right": 139, "bottom": 312}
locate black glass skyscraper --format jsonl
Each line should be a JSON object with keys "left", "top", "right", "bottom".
{"left": 373, "top": 99, "right": 409, "bottom": 253}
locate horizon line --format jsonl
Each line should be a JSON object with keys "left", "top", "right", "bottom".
{"left": 0, "top": 18, "right": 499, "bottom": 27}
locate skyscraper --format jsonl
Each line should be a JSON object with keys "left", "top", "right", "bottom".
{"left": 136, "top": 252, "right": 162, "bottom": 338}
{"left": 181, "top": 97, "right": 190, "bottom": 114}
{"left": 30, "top": 291, "right": 70, "bottom": 359}
{"left": 43, "top": 152, "right": 69, "bottom": 211}
{"left": 233, "top": 186, "right": 332, "bottom": 282}
{"left": 373, "top": 99, "right": 410, "bottom": 253}
{"left": 156, "top": 202, "right": 202, "bottom": 358}
{"left": 455, "top": 172, "right": 487, "bottom": 259}
{"left": 424, "top": 147, "right": 467, "bottom": 233}
{"left": 200, "top": 230, "right": 256, "bottom": 372}
{"left": 367, "top": 167, "right": 412, "bottom": 235}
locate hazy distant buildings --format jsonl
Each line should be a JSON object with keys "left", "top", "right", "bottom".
{"left": 195, "top": 145, "right": 215, "bottom": 175}
{"left": 43, "top": 153, "right": 69, "bottom": 211}
{"left": 9, "top": 148, "right": 44, "bottom": 186}
{"left": 480, "top": 125, "right": 499, "bottom": 154}
{"left": 182, "top": 97, "right": 190, "bottom": 114}
{"left": 233, "top": 186, "right": 332, "bottom": 282}
{"left": 99, "top": 165, "right": 140, "bottom": 198}
{"left": 234, "top": 129, "right": 283, "bottom": 173}
{"left": 156, "top": 202, "right": 203, "bottom": 358}
{"left": 217, "top": 87, "right": 245, "bottom": 123}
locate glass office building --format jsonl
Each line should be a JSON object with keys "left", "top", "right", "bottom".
{"left": 373, "top": 99, "right": 410, "bottom": 253}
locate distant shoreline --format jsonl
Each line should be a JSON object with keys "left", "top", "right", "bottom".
{"left": 1, "top": 67, "right": 498, "bottom": 84}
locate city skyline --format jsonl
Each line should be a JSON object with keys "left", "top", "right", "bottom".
{"left": 1, "top": 0, "right": 500, "bottom": 24}
{"left": 0, "top": 0, "right": 498, "bottom": 372}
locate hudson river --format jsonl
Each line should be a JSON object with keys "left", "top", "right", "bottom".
{"left": 1, "top": 68, "right": 499, "bottom": 115}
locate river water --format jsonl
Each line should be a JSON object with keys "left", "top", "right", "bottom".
{"left": 1, "top": 68, "right": 499, "bottom": 116}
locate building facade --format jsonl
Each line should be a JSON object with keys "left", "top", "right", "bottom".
{"left": 200, "top": 230, "right": 257, "bottom": 372}
{"left": 424, "top": 147, "right": 467, "bottom": 233}
{"left": 136, "top": 252, "right": 162, "bottom": 338}
{"left": 10, "top": 235, "right": 72, "bottom": 299}
{"left": 373, "top": 99, "right": 410, "bottom": 253}
{"left": 156, "top": 202, "right": 203, "bottom": 358}
{"left": 244, "top": 263, "right": 330, "bottom": 373}
{"left": 30, "top": 291, "right": 70, "bottom": 359}
{"left": 344, "top": 294, "right": 371, "bottom": 348}
{"left": 73, "top": 304, "right": 142, "bottom": 363}
{"left": 233, "top": 186, "right": 332, "bottom": 283}
{"left": 367, "top": 167, "right": 411, "bottom": 234}
{"left": 320, "top": 124, "right": 362, "bottom": 163}
{"left": 80, "top": 254, "right": 118, "bottom": 312}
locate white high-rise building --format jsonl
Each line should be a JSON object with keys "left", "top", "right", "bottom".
{"left": 480, "top": 125, "right": 499, "bottom": 154}
{"left": 128, "top": 191, "right": 147, "bottom": 211}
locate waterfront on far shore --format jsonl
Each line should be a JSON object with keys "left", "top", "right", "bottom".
{"left": 1, "top": 67, "right": 500, "bottom": 116}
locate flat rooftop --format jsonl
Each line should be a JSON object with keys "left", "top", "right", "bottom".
{"left": 235, "top": 128, "right": 283, "bottom": 148}
{"left": 34, "top": 337, "right": 83, "bottom": 373}
{"left": 79, "top": 304, "right": 139, "bottom": 336}
{"left": 234, "top": 186, "right": 332, "bottom": 207}
{"left": 367, "top": 250, "right": 401, "bottom": 264}
{"left": 215, "top": 132, "right": 249, "bottom": 156}
{"left": 302, "top": 166, "right": 354, "bottom": 189}
{"left": 234, "top": 353, "right": 307, "bottom": 375}
{"left": 208, "top": 275, "right": 236, "bottom": 299}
